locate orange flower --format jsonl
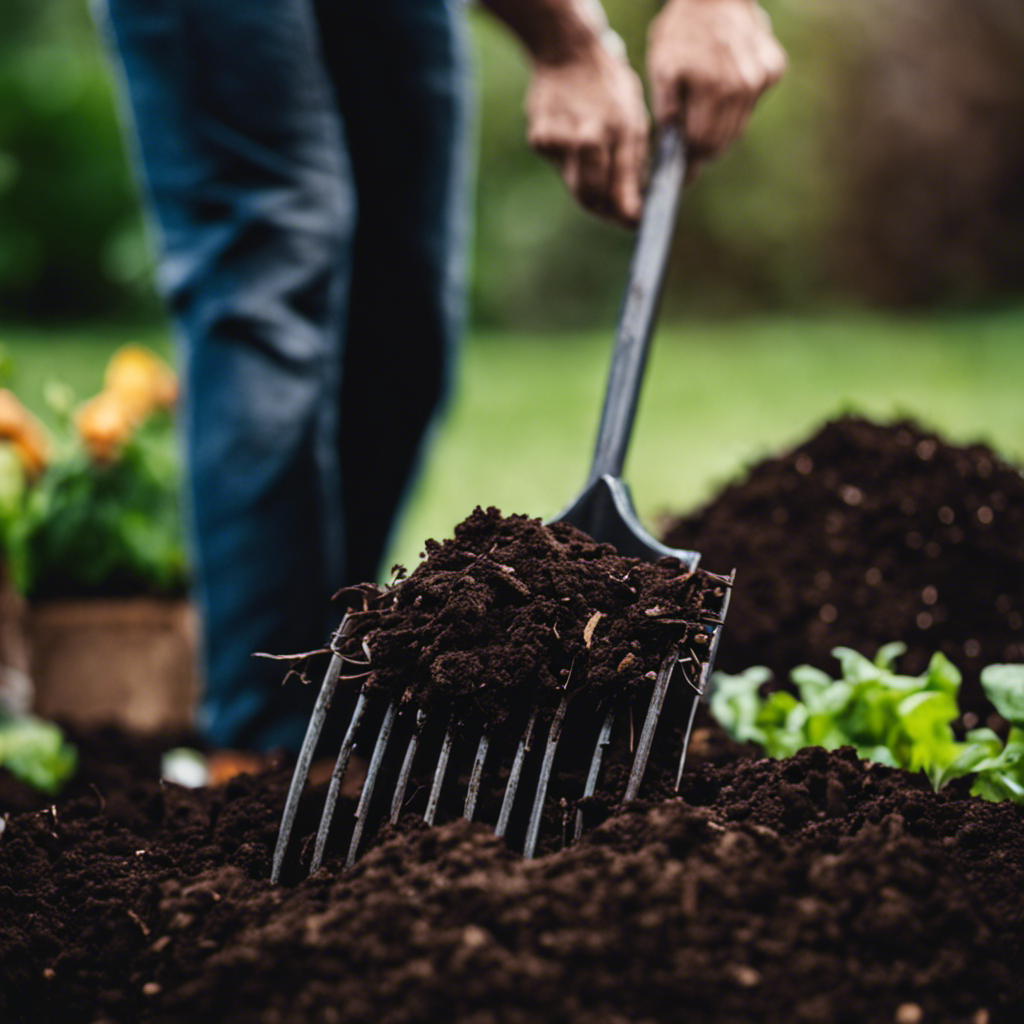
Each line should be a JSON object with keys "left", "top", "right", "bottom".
{"left": 75, "top": 391, "right": 134, "bottom": 462}
{"left": 0, "top": 389, "right": 49, "bottom": 477}
{"left": 104, "top": 345, "right": 178, "bottom": 423}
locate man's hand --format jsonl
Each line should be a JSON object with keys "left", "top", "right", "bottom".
{"left": 527, "top": 41, "right": 649, "bottom": 227}
{"left": 480, "top": 0, "right": 649, "bottom": 228}
{"left": 648, "top": 0, "right": 787, "bottom": 181}
{"left": 483, "top": 0, "right": 785, "bottom": 221}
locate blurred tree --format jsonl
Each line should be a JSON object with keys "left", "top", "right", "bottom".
{"left": 826, "top": 0, "right": 1024, "bottom": 306}
{"left": 0, "top": 0, "right": 157, "bottom": 320}
{"left": 0, "top": 0, "right": 1020, "bottom": 326}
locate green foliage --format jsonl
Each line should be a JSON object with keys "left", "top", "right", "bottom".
{"left": 935, "top": 665, "right": 1024, "bottom": 803}
{"left": 0, "top": 0, "right": 157, "bottom": 318}
{"left": 0, "top": 712, "right": 77, "bottom": 794}
{"left": 710, "top": 648, "right": 1024, "bottom": 804}
{"left": 3, "top": 412, "right": 188, "bottom": 599}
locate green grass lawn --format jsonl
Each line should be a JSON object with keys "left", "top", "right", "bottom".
{"left": 3, "top": 305, "right": 1023, "bottom": 577}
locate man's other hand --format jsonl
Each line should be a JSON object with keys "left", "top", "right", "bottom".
{"left": 648, "top": 0, "right": 786, "bottom": 181}
{"left": 527, "top": 40, "right": 649, "bottom": 228}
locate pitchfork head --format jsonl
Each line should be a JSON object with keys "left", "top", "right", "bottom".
{"left": 270, "top": 572, "right": 732, "bottom": 883}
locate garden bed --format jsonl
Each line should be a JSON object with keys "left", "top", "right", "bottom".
{"left": 2, "top": 416, "right": 1023, "bottom": 1024}
{"left": 663, "top": 415, "right": 1024, "bottom": 717}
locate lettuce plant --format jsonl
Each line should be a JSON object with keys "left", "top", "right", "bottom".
{"left": 0, "top": 713, "right": 77, "bottom": 794}
{"left": 935, "top": 665, "right": 1024, "bottom": 802}
{"left": 710, "top": 646, "right": 1024, "bottom": 804}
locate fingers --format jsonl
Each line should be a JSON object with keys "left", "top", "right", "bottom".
{"left": 552, "top": 136, "right": 643, "bottom": 228}
{"left": 530, "top": 120, "right": 646, "bottom": 228}
{"left": 526, "top": 51, "right": 650, "bottom": 229}
{"left": 648, "top": 0, "right": 788, "bottom": 168}
{"left": 675, "top": 49, "right": 764, "bottom": 160}
{"left": 611, "top": 132, "right": 646, "bottom": 225}
{"left": 575, "top": 142, "right": 612, "bottom": 210}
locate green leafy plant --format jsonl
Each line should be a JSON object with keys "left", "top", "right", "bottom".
{"left": 0, "top": 712, "right": 77, "bottom": 794}
{"left": 710, "top": 645, "right": 1024, "bottom": 803}
{"left": 6, "top": 412, "right": 187, "bottom": 599}
{"left": 0, "top": 346, "right": 188, "bottom": 600}
{"left": 935, "top": 665, "right": 1024, "bottom": 802}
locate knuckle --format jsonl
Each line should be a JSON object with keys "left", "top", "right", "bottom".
{"left": 726, "top": 81, "right": 753, "bottom": 104}
{"left": 575, "top": 123, "right": 607, "bottom": 148}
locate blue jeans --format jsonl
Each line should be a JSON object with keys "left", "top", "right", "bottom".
{"left": 96, "top": 0, "right": 472, "bottom": 751}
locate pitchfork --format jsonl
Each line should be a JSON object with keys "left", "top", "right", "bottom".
{"left": 271, "top": 126, "right": 731, "bottom": 883}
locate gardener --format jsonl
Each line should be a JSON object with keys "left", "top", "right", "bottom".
{"left": 95, "top": 0, "right": 785, "bottom": 753}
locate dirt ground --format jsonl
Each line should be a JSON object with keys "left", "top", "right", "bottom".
{"left": 2, "top": 416, "right": 1022, "bottom": 1024}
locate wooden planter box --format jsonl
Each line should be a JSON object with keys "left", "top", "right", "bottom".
{"left": 26, "top": 599, "right": 199, "bottom": 732}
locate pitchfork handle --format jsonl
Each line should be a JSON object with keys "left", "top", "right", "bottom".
{"left": 587, "top": 124, "right": 686, "bottom": 484}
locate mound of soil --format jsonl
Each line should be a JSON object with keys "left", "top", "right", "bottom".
{"left": 2, "top": 732, "right": 1022, "bottom": 1024}
{"left": 332, "top": 507, "right": 729, "bottom": 733}
{"left": 4, "top": 418, "right": 1024, "bottom": 1023}
{"left": 663, "top": 416, "right": 1024, "bottom": 714}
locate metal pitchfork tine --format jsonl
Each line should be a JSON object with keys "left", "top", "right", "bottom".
{"left": 271, "top": 614, "right": 355, "bottom": 884}
{"left": 272, "top": 124, "right": 731, "bottom": 880}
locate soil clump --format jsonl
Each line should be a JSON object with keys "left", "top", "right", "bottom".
{"left": 663, "top": 416, "right": 1024, "bottom": 714}
{"left": 332, "top": 506, "right": 728, "bottom": 734}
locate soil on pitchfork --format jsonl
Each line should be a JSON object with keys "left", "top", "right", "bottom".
{"left": 663, "top": 416, "right": 1024, "bottom": 715}
{"left": 330, "top": 506, "right": 729, "bottom": 734}
{"left": 1, "top": 727, "right": 1022, "bottom": 1024}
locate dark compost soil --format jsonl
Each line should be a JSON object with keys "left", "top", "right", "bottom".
{"left": 268, "top": 508, "right": 730, "bottom": 871}
{"left": 2, "top": 417, "right": 1023, "bottom": 1023}
{"left": 2, "top": 734, "right": 1022, "bottom": 1024}
{"left": 664, "top": 416, "right": 1024, "bottom": 716}
{"left": 333, "top": 506, "right": 729, "bottom": 734}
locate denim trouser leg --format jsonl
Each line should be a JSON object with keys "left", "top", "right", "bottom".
{"left": 99, "top": 0, "right": 470, "bottom": 752}
{"left": 315, "top": 0, "right": 473, "bottom": 585}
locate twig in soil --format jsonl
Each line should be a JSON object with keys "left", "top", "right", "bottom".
{"left": 677, "top": 657, "right": 701, "bottom": 695}
{"left": 127, "top": 909, "right": 151, "bottom": 936}
{"left": 254, "top": 648, "right": 330, "bottom": 661}
{"left": 702, "top": 570, "right": 735, "bottom": 586}
{"left": 88, "top": 782, "right": 106, "bottom": 813}
{"left": 563, "top": 656, "right": 578, "bottom": 690}
{"left": 254, "top": 647, "right": 332, "bottom": 689}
